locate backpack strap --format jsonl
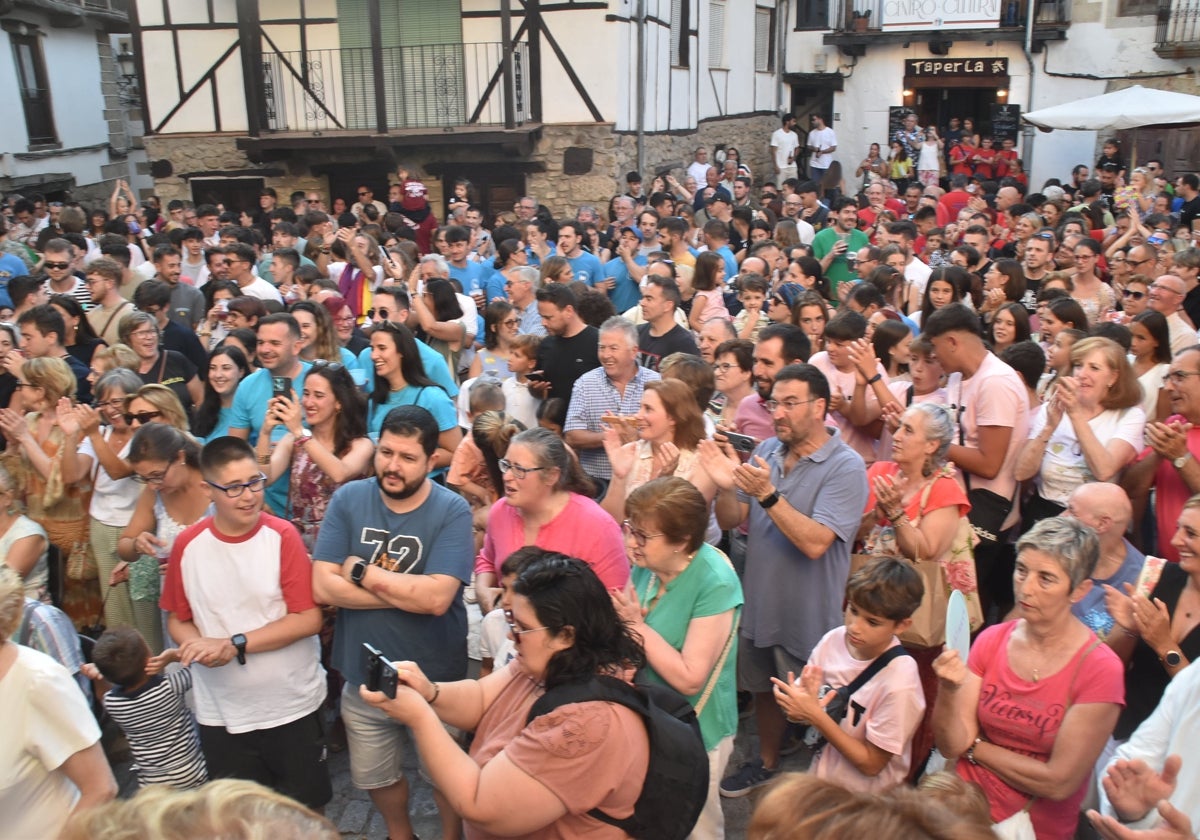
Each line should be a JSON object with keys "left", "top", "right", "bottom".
{"left": 843, "top": 644, "right": 911, "bottom": 698}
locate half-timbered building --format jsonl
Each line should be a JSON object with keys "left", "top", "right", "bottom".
{"left": 131, "top": 0, "right": 785, "bottom": 217}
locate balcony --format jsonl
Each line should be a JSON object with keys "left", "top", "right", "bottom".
{"left": 1156, "top": 0, "right": 1200, "bottom": 56}
{"left": 14, "top": 0, "right": 130, "bottom": 29}
{"left": 824, "top": 0, "right": 1070, "bottom": 55}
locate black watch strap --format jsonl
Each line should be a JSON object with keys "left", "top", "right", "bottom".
{"left": 759, "top": 490, "right": 781, "bottom": 509}
{"left": 350, "top": 558, "right": 369, "bottom": 587}
{"left": 231, "top": 633, "right": 247, "bottom": 665}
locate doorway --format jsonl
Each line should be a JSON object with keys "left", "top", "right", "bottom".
{"left": 912, "top": 86, "right": 1005, "bottom": 135}
{"left": 439, "top": 165, "right": 526, "bottom": 225}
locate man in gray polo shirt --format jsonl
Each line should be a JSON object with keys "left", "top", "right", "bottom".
{"left": 703, "top": 363, "right": 867, "bottom": 796}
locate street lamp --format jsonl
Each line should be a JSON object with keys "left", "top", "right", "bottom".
{"left": 116, "top": 47, "right": 139, "bottom": 105}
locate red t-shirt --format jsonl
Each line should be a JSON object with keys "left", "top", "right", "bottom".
{"left": 949, "top": 144, "right": 974, "bottom": 178}
{"left": 864, "top": 463, "right": 970, "bottom": 525}
{"left": 1139, "top": 414, "right": 1200, "bottom": 562}
{"left": 994, "top": 149, "right": 1018, "bottom": 179}
{"left": 958, "top": 622, "right": 1124, "bottom": 840}
{"left": 972, "top": 148, "right": 997, "bottom": 180}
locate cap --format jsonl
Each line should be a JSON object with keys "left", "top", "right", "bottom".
{"left": 620, "top": 225, "right": 644, "bottom": 242}
{"left": 707, "top": 192, "right": 731, "bottom": 206}
{"left": 775, "top": 283, "right": 805, "bottom": 309}
{"left": 401, "top": 179, "right": 428, "bottom": 211}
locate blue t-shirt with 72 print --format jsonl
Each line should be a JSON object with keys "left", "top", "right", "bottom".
{"left": 312, "top": 478, "right": 474, "bottom": 685}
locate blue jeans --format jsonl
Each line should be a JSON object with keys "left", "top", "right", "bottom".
{"left": 809, "top": 166, "right": 828, "bottom": 183}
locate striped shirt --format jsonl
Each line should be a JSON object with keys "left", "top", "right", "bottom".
{"left": 42, "top": 275, "right": 93, "bottom": 311}
{"left": 103, "top": 669, "right": 208, "bottom": 789}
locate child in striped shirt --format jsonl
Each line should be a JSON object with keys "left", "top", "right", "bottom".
{"left": 83, "top": 627, "right": 207, "bottom": 790}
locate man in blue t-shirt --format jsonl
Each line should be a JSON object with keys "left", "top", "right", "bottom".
{"left": 602, "top": 227, "right": 647, "bottom": 314}
{"left": 226, "top": 313, "right": 311, "bottom": 514}
{"left": 312, "top": 406, "right": 473, "bottom": 840}
{"left": 445, "top": 224, "right": 487, "bottom": 295}
{"left": 354, "top": 286, "right": 458, "bottom": 397}
{"left": 557, "top": 220, "right": 604, "bottom": 287}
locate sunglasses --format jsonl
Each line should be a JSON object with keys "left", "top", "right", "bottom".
{"left": 1032, "top": 231, "right": 1056, "bottom": 241}
{"left": 43, "top": 261, "right": 71, "bottom": 270}
{"left": 1122, "top": 289, "right": 1146, "bottom": 300}
{"left": 123, "top": 410, "right": 163, "bottom": 424}
{"left": 310, "top": 359, "right": 345, "bottom": 372}
{"left": 365, "top": 308, "right": 391, "bottom": 319}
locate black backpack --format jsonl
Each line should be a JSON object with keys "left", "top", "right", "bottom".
{"left": 527, "top": 674, "right": 708, "bottom": 840}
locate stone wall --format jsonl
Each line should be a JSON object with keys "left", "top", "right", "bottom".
{"left": 144, "top": 112, "right": 782, "bottom": 221}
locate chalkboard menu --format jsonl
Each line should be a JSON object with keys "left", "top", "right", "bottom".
{"left": 991, "top": 104, "right": 1020, "bottom": 142}
{"left": 888, "top": 106, "right": 911, "bottom": 142}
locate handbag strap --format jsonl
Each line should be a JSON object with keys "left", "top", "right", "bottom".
{"left": 694, "top": 607, "right": 739, "bottom": 717}
{"left": 97, "top": 299, "right": 130, "bottom": 340}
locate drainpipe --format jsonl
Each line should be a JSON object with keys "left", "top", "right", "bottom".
{"left": 636, "top": 0, "right": 646, "bottom": 175}
{"left": 776, "top": 0, "right": 787, "bottom": 114}
{"left": 1022, "top": 0, "right": 1036, "bottom": 173}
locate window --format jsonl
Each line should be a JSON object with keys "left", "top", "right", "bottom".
{"left": 708, "top": 0, "right": 726, "bottom": 68}
{"left": 670, "top": 0, "right": 690, "bottom": 67}
{"left": 755, "top": 6, "right": 776, "bottom": 72}
{"left": 11, "top": 32, "right": 57, "bottom": 147}
{"left": 795, "top": 0, "right": 830, "bottom": 30}
{"left": 1117, "top": 0, "right": 1156, "bottom": 17}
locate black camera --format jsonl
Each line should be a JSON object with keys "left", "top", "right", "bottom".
{"left": 363, "top": 642, "right": 398, "bottom": 699}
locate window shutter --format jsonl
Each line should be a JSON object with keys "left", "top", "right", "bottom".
{"left": 755, "top": 7, "right": 774, "bottom": 72}
{"left": 708, "top": 0, "right": 726, "bottom": 67}
{"left": 670, "top": 0, "right": 684, "bottom": 66}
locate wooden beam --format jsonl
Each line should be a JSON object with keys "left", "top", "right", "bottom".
{"left": 368, "top": 0, "right": 388, "bottom": 135}
{"left": 236, "top": 0, "right": 264, "bottom": 137}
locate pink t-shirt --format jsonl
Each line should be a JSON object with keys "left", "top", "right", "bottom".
{"left": 1141, "top": 413, "right": 1200, "bottom": 563}
{"left": 958, "top": 621, "right": 1125, "bottom": 840}
{"left": 809, "top": 627, "right": 925, "bottom": 793}
{"left": 692, "top": 289, "right": 730, "bottom": 324}
{"left": 474, "top": 493, "right": 630, "bottom": 589}
{"left": 734, "top": 393, "right": 774, "bottom": 442}
{"left": 809, "top": 351, "right": 889, "bottom": 465}
{"left": 946, "top": 352, "right": 1029, "bottom": 502}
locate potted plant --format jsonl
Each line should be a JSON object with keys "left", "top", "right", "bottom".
{"left": 852, "top": 9, "right": 871, "bottom": 31}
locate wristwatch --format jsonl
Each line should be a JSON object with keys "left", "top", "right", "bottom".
{"left": 759, "top": 490, "right": 781, "bottom": 509}
{"left": 1174, "top": 452, "right": 1192, "bottom": 470}
{"left": 350, "top": 558, "right": 369, "bottom": 587}
{"left": 231, "top": 633, "right": 247, "bottom": 665}
{"left": 1164, "top": 649, "right": 1182, "bottom": 668}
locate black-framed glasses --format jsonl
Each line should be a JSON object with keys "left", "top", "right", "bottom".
{"left": 357, "top": 191, "right": 371, "bottom": 197}
{"left": 765, "top": 397, "right": 818, "bottom": 412}
{"left": 712, "top": 362, "right": 738, "bottom": 373}
{"left": 1152, "top": 282, "right": 1183, "bottom": 294}
{"left": 123, "top": 410, "right": 163, "bottom": 424}
{"left": 12, "top": 382, "right": 38, "bottom": 390}
{"left": 1166, "top": 370, "right": 1200, "bottom": 385}
{"left": 205, "top": 473, "right": 268, "bottom": 498}
{"left": 132, "top": 460, "right": 176, "bottom": 486}
{"left": 498, "top": 459, "right": 547, "bottom": 479}
{"left": 621, "top": 520, "right": 665, "bottom": 547}
{"left": 95, "top": 397, "right": 126, "bottom": 411}
{"left": 501, "top": 318, "right": 521, "bottom": 327}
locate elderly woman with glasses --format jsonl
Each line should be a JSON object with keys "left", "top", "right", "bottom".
{"left": 118, "top": 311, "right": 202, "bottom": 416}
{"left": 58, "top": 368, "right": 143, "bottom": 630}
{"left": 611, "top": 477, "right": 742, "bottom": 838}
{"left": 474, "top": 428, "right": 627, "bottom": 614}
{"left": 360, "top": 552, "right": 653, "bottom": 839}
{"left": 114, "top": 425, "right": 210, "bottom": 653}
{"left": 0, "top": 356, "right": 102, "bottom": 628}
{"left": 933, "top": 517, "right": 1124, "bottom": 840}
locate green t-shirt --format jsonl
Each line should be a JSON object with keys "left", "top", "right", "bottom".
{"left": 812, "top": 227, "right": 869, "bottom": 301}
{"left": 631, "top": 543, "right": 743, "bottom": 750}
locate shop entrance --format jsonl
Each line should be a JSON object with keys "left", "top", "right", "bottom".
{"left": 911, "top": 87, "right": 1009, "bottom": 136}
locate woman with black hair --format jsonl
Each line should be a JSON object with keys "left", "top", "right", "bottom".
{"left": 49, "top": 294, "right": 106, "bottom": 368}
{"left": 468, "top": 300, "right": 519, "bottom": 381}
{"left": 988, "top": 302, "right": 1032, "bottom": 355}
{"left": 1130, "top": 309, "right": 1172, "bottom": 423}
{"left": 914, "top": 267, "right": 964, "bottom": 329}
{"left": 259, "top": 361, "right": 373, "bottom": 550}
{"left": 366, "top": 320, "right": 461, "bottom": 471}
{"left": 406, "top": 271, "right": 466, "bottom": 384}
{"left": 360, "top": 552, "right": 652, "bottom": 839}
{"left": 489, "top": 238, "right": 530, "bottom": 302}
{"left": 191, "top": 345, "right": 250, "bottom": 442}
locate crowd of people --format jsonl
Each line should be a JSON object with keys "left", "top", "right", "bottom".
{"left": 2, "top": 131, "right": 1200, "bottom": 840}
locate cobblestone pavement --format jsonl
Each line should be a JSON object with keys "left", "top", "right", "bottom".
{"left": 110, "top": 703, "right": 813, "bottom": 839}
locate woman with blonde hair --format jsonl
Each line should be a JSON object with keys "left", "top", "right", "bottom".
{"left": 538, "top": 254, "right": 574, "bottom": 285}
{"left": 0, "top": 356, "right": 100, "bottom": 628}
{"left": 124, "top": 383, "right": 191, "bottom": 433}
{"left": 0, "top": 462, "right": 48, "bottom": 600}
{"left": 290, "top": 300, "right": 355, "bottom": 366}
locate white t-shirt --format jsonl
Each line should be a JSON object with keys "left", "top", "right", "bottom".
{"left": 905, "top": 257, "right": 932, "bottom": 297}
{"left": 238, "top": 275, "right": 284, "bottom": 304}
{"left": 770, "top": 128, "right": 800, "bottom": 171}
{"left": 1027, "top": 403, "right": 1145, "bottom": 505}
{"left": 808, "top": 627, "right": 925, "bottom": 793}
{"left": 947, "top": 352, "right": 1030, "bottom": 501}
{"left": 808, "top": 127, "right": 838, "bottom": 169}
{"left": 0, "top": 646, "right": 101, "bottom": 840}
{"left": 687, "top": 161, "right": 714, "bottom": 186}
{"left": 81, "top": 433, "right": 140, "bottom": 527}
{"left": 478, "top": 606, "right": 516, "bottom": 667}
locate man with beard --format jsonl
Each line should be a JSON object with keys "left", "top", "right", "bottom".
{"left": 313, "top": 405, "right": 473, "bottom": 840}
{"left": 733, "top": 323, "right": 811, "bottom": 442}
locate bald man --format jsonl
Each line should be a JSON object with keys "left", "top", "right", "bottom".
{"left": 1062, "top": 482, "right": 1147, "bottom": 641}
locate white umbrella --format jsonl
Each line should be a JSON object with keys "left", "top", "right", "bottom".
{"left": 1022, "top": 84, "right": 1200, "bottom": 132}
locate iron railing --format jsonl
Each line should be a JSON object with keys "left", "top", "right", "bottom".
{"left": 261, "top": 41, "right": 530, "bottom": 133}
{"left": 831, "top": 0, "right": 1070, "bottom": 30}
{"left": 1156, "top": 0, "right": 1200, "bottom": 52}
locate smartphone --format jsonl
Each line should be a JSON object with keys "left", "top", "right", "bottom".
{"left": 724, "top": 432, "right": 758, "bottom": 453}
{"left": 362, "top": 643, "right": 398, "bottom": 699}
{"left": 271, "top": 376, "right": 292, "bottom": 400}
{"left": 525, "top": 371, "right": 547, "bottom": 383}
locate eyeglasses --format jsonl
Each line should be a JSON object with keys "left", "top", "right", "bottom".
{"left": 1073, "top": 253, "right": 1096, "bottom": 260}
{"left": 498, "top": 459, "right": 547, "bottom": 479}
{"left": 205, "top": 473, "right": 268, "bottom": 498}
{"left": 765, "top": 397, "right": 818, "bottom": 412}
{"left": 504, "top": 610, "right": 549, "bottom": 644}
{"left": 13, "top": 382, "right": 38, "bottom": 390}
{"left": 357, "top": 192, "right": 371, "bottom": 197}
{"left": 42, "top": 261, "right": 71, "bottom": 270}
{"left": 335, "top": 315, "right": 357, "bottom": 324}
{"left": 1166, "top": 370, "right": 1200, "bottom": 385}
{"left": 1122, "top": 289, "right": 1146, "bottom": 300}
{"left": 622, "top": 520, "right": 665, "bottom": 547}
{"left": 129, "top": 329, "right": 158, "bottom": 340}
{"left": 132, "top": 460, "right": 176, "bottom": 485}
{"left": 1032, "top": 231, "right": 1056, "bottom": 241}
{"left": 712, "top": 362, "right": 738, "bottom": 373}
{"left": 1130, "top": 257, "right": 1156, "bottom": 267}
{"left": 96, "top": 397, "right": 126, "bottom": 411}
{"left": 501, "top": 318, "right": 521, "bottom": 327}
{"left": 123, "top": 410, "right": 163, "bottom": 424}
{"left": 365, "top": 308, "right": 391, "bottom": 320}
{"left": 1152, "top": 282, "right": 1184, "bottom": 294}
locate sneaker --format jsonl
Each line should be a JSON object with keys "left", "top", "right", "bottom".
{"left": 719, "top": 758, "right": 778, "bottom": 798}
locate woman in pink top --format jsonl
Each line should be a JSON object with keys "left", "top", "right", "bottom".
{"left": 932, "top": 517, "right": 1124, "bottom": 840}
{"left": 474, "top": 428, "right": 628, "bottom": 613}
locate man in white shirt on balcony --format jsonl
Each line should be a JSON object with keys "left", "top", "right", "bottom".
{"left": 351, "top": 186, "right": 387, "bottom": 220}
